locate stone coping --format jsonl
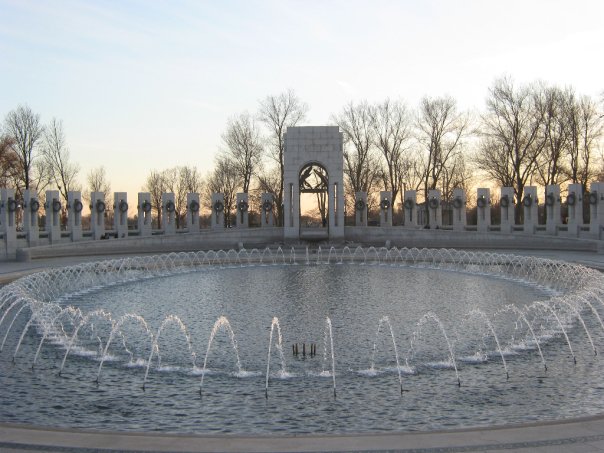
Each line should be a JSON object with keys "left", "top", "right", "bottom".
{"left": 1, "top": 414, "right": 604, "bottom": 452}
{"left": 4, "top": 226, "right": 602, "bottom": 263}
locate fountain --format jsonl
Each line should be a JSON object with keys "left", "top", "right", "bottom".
{"left": 1, "top": 247, "right": 604, "bottom": 434}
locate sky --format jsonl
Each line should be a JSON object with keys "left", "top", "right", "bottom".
{"left": 1, "top": 0, "right": 603, "bottom": 198}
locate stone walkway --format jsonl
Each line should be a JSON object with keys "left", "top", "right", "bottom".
{"left": 1, "top": 248, "right": 604, "bottom": 452}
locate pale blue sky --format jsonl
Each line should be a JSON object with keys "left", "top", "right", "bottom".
{"left": 1, "top": 0, "right": 603, "bottom": 196}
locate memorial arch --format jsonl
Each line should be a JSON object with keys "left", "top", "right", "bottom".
{"left": 283, "top": 126, "right": 345, "bottom": 241}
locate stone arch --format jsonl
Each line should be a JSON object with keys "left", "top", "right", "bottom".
{"left": 283, "top": 126, "right": 344, "bottom": 241}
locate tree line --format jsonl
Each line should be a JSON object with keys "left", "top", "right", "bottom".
{"left": 0, "top": 105, "right": 113, "bottom": 208}
{"left": 204, "top": 78, "right": 602, "bottom": 226}
{"left": 335, "top": 77, "right": 603, "bottom": 223}
{"left": 2, "top": 77, "right": 603, "bottom": 227}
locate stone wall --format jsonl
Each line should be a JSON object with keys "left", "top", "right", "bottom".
{"left": 2, "top": 183, "right": 604, "bottom": 261}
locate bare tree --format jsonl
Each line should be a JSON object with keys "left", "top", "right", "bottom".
{"left": 86, "top": 166, "right": 111, "bottom": 209}
{"left": 256, "top": 167, "right": 280, "bottom": 212}
{"left": 222, "top": 112, "right": 263, "bottom": 193}
{"left": 441, "top": 152, "right": 474, "bottom": 201}
{"left": 333, "top": 101, "right": 381, "bottom": 212}
{"left": 160, "top": 167, "right": 181, "bottom": 226}
{"left": 0, "top": 135, "right": 20, "bottom": 189}
{"left": 178, "top": 165, "right": 203, "bottom": 227}
{"left": 403, "top": 153, "right": 426, "bottom": 193}
{"left": 143, "top": 170, "right": 166, "bottom": 228}
{"left": 475, "top": 77, "right": 545, "bottom": 220}
{"left": 3, "top": 105, "right": 44, "bottom": 191}
{"left": 535, "top": 85, "right": 570, "bottom": 187}
{"left": 41, "top": 118, "right": 81, "bottom": 203}
{"left": 29, "top": 159, "right": 54, "bottom": 196}
{"left": 258, "top": 89, "right": 308, "bottom": 225}
{"left": 566, "top": 93, "right": 603, "bottom": 190}
{"left": 370, "top": 99, "right": 413, "bottom": 208}
{"left": 161, "top": 166, "right": 204, "bottom": 228}
{"left": 179, "top": 165, "right": 203, "bottom": 194}
{"left": 206, "top": 157, "right": 240, "bottom": 227}
{"left": 416, "top": 95, "right": 468, "bottom": 222}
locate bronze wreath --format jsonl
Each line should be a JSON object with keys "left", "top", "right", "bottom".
{"left": 73, "top": 200, "right": 83, "bottom": 213}
{"left": 213, "top": 200, "right": 224, "bottom": 213}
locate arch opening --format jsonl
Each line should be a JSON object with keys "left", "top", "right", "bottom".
{"left": 299, "top": 163, "right": 329, "bottom": 239}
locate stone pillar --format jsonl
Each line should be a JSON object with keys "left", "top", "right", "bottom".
{"left": 113, "top": 192, "right": 128, "bottom": 239}
{"left": 67, "top": 191, "right": 83, "bottom": 241}
{"left": 522, "top": 186, "right": 538, "bottom": 235}
{"left": 452, "top": 188, "right": 466, "bottom": 231}
{"left": 545, "top": 185, "right": 561, "bottom": 236}
{"left": 90, "top": 192, "right": 106, "bottom": 240}
{"left": 403, "top": 190, "right": 417, "bottom": 227}
{"left": 137, "top": 192, "right": 152, "bottom": 237}
{"left": 427, "top": 189, "right": 442, "bottom": 229}
{"left": 329, "top": 180, "right": 345, "bottom": 238}
{"left": 161, "top": 193, "right": 176, "bottom": 235}
{"left": 44, "top": 190, "right": 62, "bottom": 243}
{"left": 211, "top": 193, "right": 225, "bottom": 229}
{"left": 0, "top": 188, "right": 17, "bottom": 258}
{"left": 186, "top": 193, "right": 200, "bottom": 233}
{"left": 23, "top": 190, "right": 40, "bottom": 246}
{"left": 566, "top": 183, "right": 583, "bottom": 237}
{"left": 355, "top": 191, "right": 368, "bottom": 227}
{"left": 261, "top": 193, "right": 274, "bottom": 227}
{"left": 589, "top": 182, "right": 604, "bottom": 238}
{"left": 236, "top": 193, "right": 249, "bottom": 228}
{"left": 500, "top": 187, "right": 515, "bottom": 234}
{"left": 379, "top": 191, "right": 393, "bottom": 227}
{"left": 476, "top": 188, "right": 491, "bottom": 233}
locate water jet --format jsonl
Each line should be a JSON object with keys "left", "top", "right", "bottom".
{"left": 1, "top": 247, "right": 603, "bottom": 434}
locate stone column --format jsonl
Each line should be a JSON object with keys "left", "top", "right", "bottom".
{"left": 23, "top": 190, "right": 40, "bottom": 246}
{"left": 261, "top": 193, "right": 274, "bottom": 227}
{"left": 67, "top": 191, "right": 83, "bottom": 241}
{"left": 236, "top": 193, "right": 249, "bottom": 228}
{"left": 500, "top": 187, "right": 515, "bottom": 234}
{"left": 90, "top": 192, "right": 106, "bottom": 240}
{"left": 162, "top": 193, "right": 176, "bottom": 235}
{"left": 403, "top": 190, "right": 417, "bottom": 227}
{"left": 566, "top": 183, "right": 583, "bottom": 237}
{"left": 186, "top": 193, "right": 200, "bottom": 233}
{"left": 427, "top": 189, "right": 442, "bottom": 229}
{"left": 545, "top": 185, "right": 561, "bottom": 236}
{"left": 113, "top": 192, "right": 128, "bottom": 239}
{"left": 522, "top": 186, "right": 538, "bottom": 235}
{"left": 355, "top": 191, "right": 368, "bottom": 227}
{"left": 283, "top": 178, "right": 296, "bottom": 237}
{"left": 379, "top": 191, "right": 393, "bottom": 227}
{"left": 0, "top": 188, "right": 17, "bottom": 258}
{"left": 452, "top": 188, "right": 466, "bottom": 231}
{"left": 211, "top": 193, "right": 225, "bottom": 229}
{"left": 476, "top": 188, "right": 491, "bottom": 233}
{"left": 45, "top": 190, "right": 62, "bottom": 243}
{"left": 328, "top": 180, "right": 345, "bottom": 239}
{"left": 137, "top": 192, "right": 153, "bottom": 237}
{"left": 589, "top": 182, "right": 604, "bottom": 238}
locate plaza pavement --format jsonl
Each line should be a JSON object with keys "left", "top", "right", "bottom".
{"left": 1, "top": 248, "right": 604, "bottom": 452}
